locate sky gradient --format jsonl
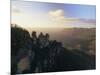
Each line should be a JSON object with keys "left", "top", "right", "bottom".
{"left": 11, "top": 1, "right": 96, "bottom": 28}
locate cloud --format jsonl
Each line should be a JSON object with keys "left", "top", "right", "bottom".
{"left": 79, "top": 19, "right": 96, "bottom": 24}
{"left": 49, "top": 9, "right": 64, "bottom": 18}
{"left": 48, "top": 9, "right": 68, "bottom": 26}
{"left": 12, "top": 6, "right": 22, "bottom": 14}
{"left": 48, "top": 9, "right": 96, "bottom": 28}
{"left": 48, "top": 9, "right": 66, "bottom": 22}
{"left": 48, "top": 9, "right": 80, "bottom": 23}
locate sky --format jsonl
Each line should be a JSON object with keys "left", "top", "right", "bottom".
{"left": 11, "top": 0, "right": 96, "bottom": 28}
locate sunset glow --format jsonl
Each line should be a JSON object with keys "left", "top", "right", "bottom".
{"left": 11, "top": 1, "right": 96, "bottom": 28}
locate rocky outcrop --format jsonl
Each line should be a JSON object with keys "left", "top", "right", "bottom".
{"left": 11, "top": 26, "right": 95, "bottom": 74}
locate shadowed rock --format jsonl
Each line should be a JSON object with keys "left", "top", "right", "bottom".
{"left": 11, "top": 26, "right": 96, "bottom": 74}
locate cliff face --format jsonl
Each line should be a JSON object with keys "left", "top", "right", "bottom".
{"left": 11, "top": 26, "right": 95, "bottom": 74}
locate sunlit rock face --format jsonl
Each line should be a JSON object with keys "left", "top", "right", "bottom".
{"left": 17, "top": 56, "right": 30, "bottom": 73}
{"left": 11, "top": 26, "right": 96, "bottom": 74}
